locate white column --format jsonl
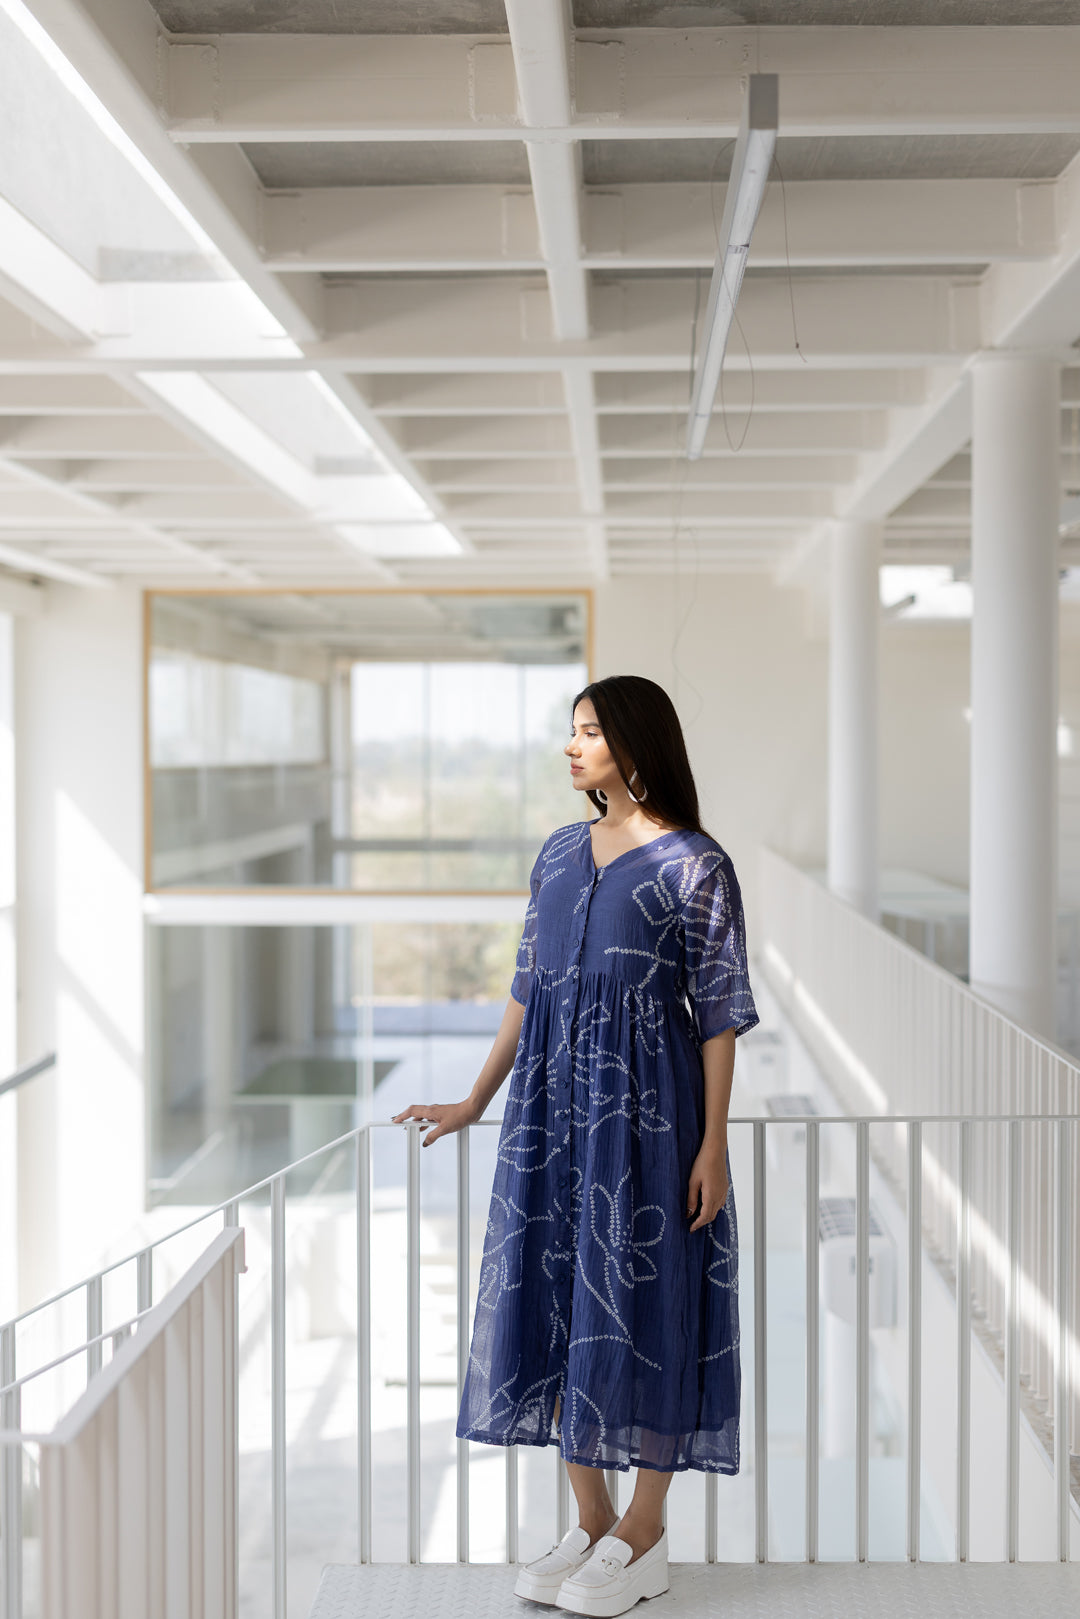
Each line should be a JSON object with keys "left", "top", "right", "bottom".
{"left": 15, "top": 585, "right": 145, "bottom": 1306}
{"left": 0, "top": 613, "right": 17, "bottom": 1320}
{"left": 827, "top": 519, "right": 882, "bottom": 920}
{"left": 969, "top": 354, "right": 1060, "bottom": 1037}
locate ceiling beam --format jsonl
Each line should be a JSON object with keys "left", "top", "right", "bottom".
{"left": 162, "top": 27, "right": 1080, "bottom": 143}
{"left": 262, "top": 179, "right": 1057, "bottom": 275}
{"left": 360, "top": 369, "right": 927, "bottom": 416}
{"left": 504, "top": 0, "right": 605, "bottom": 580}
{"left": 308, "top": 272, "right": 983, "bottom": 370}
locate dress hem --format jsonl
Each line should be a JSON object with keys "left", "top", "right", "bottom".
{"left": 455, "top": 1426, "right": 740, "bottom": 1477}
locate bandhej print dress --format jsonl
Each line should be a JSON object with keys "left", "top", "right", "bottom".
{"left": 456, "top": 818, "right": 760, "bottom": 1473}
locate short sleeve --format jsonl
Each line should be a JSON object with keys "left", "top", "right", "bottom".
{"left": 681, "top": 854, "right": 759, "bottom": 1041}
{"left": 509, "top": 847, "right": 543, "bottom": 1006}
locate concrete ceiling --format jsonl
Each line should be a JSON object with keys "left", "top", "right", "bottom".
{"left": 4, "top": 0, "right": 1080, "bottom": 590}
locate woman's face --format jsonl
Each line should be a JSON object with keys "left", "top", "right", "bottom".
{"left": 564, "top": 699, "right": 626, "bottom": 798}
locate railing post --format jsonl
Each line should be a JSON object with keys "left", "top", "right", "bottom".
{"left": 907, "top": 1120, "right": 922, "bottom": 1563}
{"left": 555, "top": 1444, "right": 569, "bottom": 1540}
{"left": 1055, "top": 1118, "right": 1073, "bottom": 1562}
{"left": 137, "top": 1247, "right": 153, "bottom": 1316}
{"left": 86, "top": 1273, "right": 103, "bottom": 1381}
{"left": 406, "top": 1122, "right": 421, "bottom": 1565}
{"left": 357, "top": 1130, "right": 373, "bottom": 1566}
{"left": 456, "top": 1127, "right": 470, "bottom": 1564}
{"left": 1, "top": 1324, "right": 22, "bottom": 1619}
{"left": 270, "top": 1174, "right": 287, "bottom": 1619}
{"left": 855, "top": 1121, "right": 870, "bottom": 1563}
{"left": 753, "top": 1120, "right": 768, "bottom": 1563}
{"left": 805, "top": 1119, "right": 819, "bottom": 1565}
{"left": 506, "top": 1446, "right": 518, "bottom": 1564}
{"left": 956, "top": 1120, "right": 972, "bottom": 1561}
{"left": 704, "top": 1471, "right": 717, "bottom": 1564}
{"left": 1006, "top": 1119, "right": 1022, "bottom": 1562}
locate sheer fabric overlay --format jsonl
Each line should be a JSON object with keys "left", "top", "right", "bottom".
{"left": 456, "top": 819, "right": 760, "bottom": 1473}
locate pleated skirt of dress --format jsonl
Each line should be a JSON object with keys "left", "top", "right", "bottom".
{"left": 456, "top": 972, "right": 743, "bottom": 1475}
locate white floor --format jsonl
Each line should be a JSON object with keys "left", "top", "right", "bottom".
{"left": 308, "top": 1560, "right": 1080, "bottom": 1619}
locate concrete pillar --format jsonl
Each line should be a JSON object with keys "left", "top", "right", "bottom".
{"left": 14, "top": 585, "right": 145, "bottom": 1307}
{"left": 827, "top": 519, "right": 882, "bottom": 920}
{"left": 969, "top": 354, "right": 1060, "bottom": 1037}
{"left": 0, "top": 613, "right": 16, "bottom": 1319}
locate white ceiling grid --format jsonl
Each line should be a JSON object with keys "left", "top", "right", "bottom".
{"left": 1, "top": 1, "right": 1080, "bottom": 587}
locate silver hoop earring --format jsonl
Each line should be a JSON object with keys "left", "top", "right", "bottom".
{"left": 627, "top": 771, "right": 648, "bottom": 804}
{"left": 595, "top": 789, "right": 608, "bottom": 805}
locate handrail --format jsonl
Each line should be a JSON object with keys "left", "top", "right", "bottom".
{"left": 759, "top": 844, "right": 1080, "bottom": 1557}
{"left": 0, "top": 1052, "right": 55, "bottom": 1100}
{"left": 5, "top": 1090, "right": 1080, "bottom": 1344}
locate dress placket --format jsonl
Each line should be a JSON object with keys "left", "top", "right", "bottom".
{"left": 551, "top": 861, "right": 605, "bottom": 1397}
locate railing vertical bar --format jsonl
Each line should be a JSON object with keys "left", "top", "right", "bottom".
{"left": 956, "top": 1119, "right": 972, "bottom": 1562}
{"left": 556, "top": 1445, "right": 569, "bottom": 1540}
{"left": 457, "top": 1127, "right": 470, "bottom": 1564}
{"left": 0, "top": 1324, "right": 21, "bottom": 1619}
{"left": 407, "top": 1122, "right": 422, "bottom": 1565}
{"left": 907, "top": 1120, "right": 922, "bottom": 1563}
{"left": 1006, "top": 1119, "right": 1021, "bottom": 1563}
{"left": 805, "top": 1119, "right": 820, "bottom": 1565}
{"left": 753, "top": 1119, "right": 768, "bottom": 1563}
{"left": 855, "top": 1120, "right": 870, "bottom": 1564}
{"left": 86, "top": 1273, "right": 103, "bottom": 1381}
{"left": 136, "top": 1248, "right": 153, "bottom": 1316}
{"left": 270, "top": 1173, "right": 287, "bottom": 1619}
{"left": 356, "top": 1130, "right": 373, "bottom": 1566}
{"left": 224, "top": 1201, "right": 239, "bottom": 1229}
{"left": 704, "top": 1471, "right": 717, "bottom": 1564}
{"left": 1055, "top": 1118, "right": 1073, "bottom": 1562}
{"left": 506, "top": 1445, "right": 519, "bottom": 1564}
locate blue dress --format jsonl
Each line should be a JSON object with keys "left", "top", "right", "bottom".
{"left": 456, "top": 819, "right": 759, "bottom": 1474}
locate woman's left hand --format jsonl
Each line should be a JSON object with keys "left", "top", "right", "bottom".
{"left": 686, "top": 1139, "right": 729, "bottom": 1231}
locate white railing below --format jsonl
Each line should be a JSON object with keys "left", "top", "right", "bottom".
{"left": 758, "top": 845, "right": 1080, "bottom": 1540}
{"left": 1, "top": 1228, "right": 244, "bottom": 1619}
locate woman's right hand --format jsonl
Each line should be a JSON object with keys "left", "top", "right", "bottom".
{"left": 390, "top": 1098, "right": 479, "bottom": 1148}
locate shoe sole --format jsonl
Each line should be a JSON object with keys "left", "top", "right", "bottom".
{"left": 554, "top": 1561, "right": 669, "bottom": 1617}
{"left": 514, "top": 1567, "right": 585, "bottom": 1605}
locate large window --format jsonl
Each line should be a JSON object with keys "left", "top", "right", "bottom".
{"left": 146, "top": 591, "right": 590, "bottom": 892}
{"left": 146, "top": 589, "right": 590, "bottom": 1201}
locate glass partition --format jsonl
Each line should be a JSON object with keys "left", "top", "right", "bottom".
{"left": 148, "top": 915, "right": 521, "bottom": 1207}
{"left": 146, "top": 591, "right": 590, "bottom": 891}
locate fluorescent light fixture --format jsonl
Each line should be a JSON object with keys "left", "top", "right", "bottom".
{"left": 686, "top": 74, "right": 778, "bottom": 461}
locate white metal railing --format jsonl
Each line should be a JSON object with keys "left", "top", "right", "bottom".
{"left": 1, "top": 1228, "right": 243, "bottom": 1619}
{"left": 2, "top": 1103, "right": 1076, "bottom": 1619}
{"left": 759, "top": 845, "right": 1080, "bottom": 1543}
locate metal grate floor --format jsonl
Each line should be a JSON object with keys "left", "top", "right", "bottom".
{"left": 309, "top": 1560, "right": 1079, "bottom": 1619}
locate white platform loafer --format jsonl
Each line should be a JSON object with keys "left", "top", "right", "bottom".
{"left": 554, "top": 1529, "right": 669, "bottom": 1618}
{"left": 514, "top": 1525, "right": 598, "bottom": 1605}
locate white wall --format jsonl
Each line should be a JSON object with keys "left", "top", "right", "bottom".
{"left": 879, "top": 618, "right": 971, "bottom": 889}
{"left": 593, "top": 572, "right": 829, "bottom": 939}
{"left": 14, "top": 583, "right": 145, "bottom": 1309}
{"left": 596, "top": 575, "right": 1080, "bottom": 928}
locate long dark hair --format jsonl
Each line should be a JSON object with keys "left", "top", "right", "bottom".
{"left": 572, "top": 675, "right": 707, "bottom": 836}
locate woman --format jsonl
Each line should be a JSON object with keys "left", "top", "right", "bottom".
{"left": 392, "top": 675, "right": 758, "bottom": 1616}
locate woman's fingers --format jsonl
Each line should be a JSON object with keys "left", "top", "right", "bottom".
{"left": 688, "top": 1176, "right": 729, "bottom": 1230}
{"left": 685, "top": 1172, "right": 701, "bottom": 1218}
{"left": 391, "top": 1103, "right": 439, "bottom": 1123}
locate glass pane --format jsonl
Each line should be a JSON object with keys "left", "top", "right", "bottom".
{"left": 148, "top": 591, "right": 589, "bottom": 890}
{"left": 148, "top": 918, "right": 521, "bottom": 1207}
